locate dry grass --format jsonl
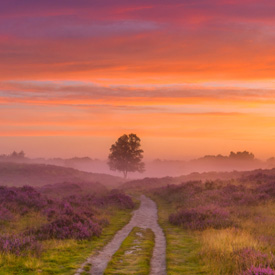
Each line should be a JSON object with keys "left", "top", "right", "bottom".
{"left": 200, "top": 228, "right": 260, "bottom": 254}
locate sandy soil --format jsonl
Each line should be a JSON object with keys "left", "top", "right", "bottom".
{"left": 75, "top": 195, "right": 166, "bottom": 275}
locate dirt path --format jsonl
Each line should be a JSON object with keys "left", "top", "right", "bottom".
{"left": 75, "top": 195, "right": 166, "bottom": 275}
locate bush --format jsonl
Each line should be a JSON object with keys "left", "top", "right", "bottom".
{"left": 34, "top": 202, "right": 102, "bottom": 240}
{"left": 0, "top": 206, "right": 14, "bottom": 222}
{"left": 91, "top": 191, "right": 135, "bottom": 209}
{"left": 233, "top": 248, "right": 275, "bottom": 272}
{"left": 105, "top": 192, "right": 135, "bottom": 209}
{"left": 0, "top": 186, "right": 48, "bottom": 215}
{"left": 0, "top": 234, "right": 42, "bottom": 256}
{"left": 257, "top": 183, "right": 275, "bottom": 198}
{"left": 36, "top": 217, "right": 101, "bottom": 240}
{"left": 242, "top": 266, "right": 275, "bottom": 275}
{"left": 169, "top": 204, "right": 233, "bottom": 230}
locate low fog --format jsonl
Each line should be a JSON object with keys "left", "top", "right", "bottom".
{"left": 1, "top": 150, "right": 275, "bottom": 179}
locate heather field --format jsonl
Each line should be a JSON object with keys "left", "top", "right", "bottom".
{"left": 147, "top": 172, "right": 275, "bottom": 274}
{"left": 0, "top": 165, "right": 275, "bottom": 274}
{"left": 2, "top": 0, "right": 275, "bottom": 273}
{"left": 0, "top": 184, "right": 135, "bottom": 274}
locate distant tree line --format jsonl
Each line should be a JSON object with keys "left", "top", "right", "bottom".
{"left": 0, "top": 151, "right": 26, "bottom": 161}
{"left": 196, "top": 151, "right": 255, "bottom": 162}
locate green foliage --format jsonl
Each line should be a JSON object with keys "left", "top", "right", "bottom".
{"left": 108, "top": 133, "right": 145, "bottom": 178}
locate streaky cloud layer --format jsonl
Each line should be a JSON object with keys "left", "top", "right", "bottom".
{"left": 0, "top": 1, "right": 274, "bottom": 158}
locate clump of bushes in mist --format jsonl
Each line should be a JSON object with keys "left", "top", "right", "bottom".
{"left": 91, "top": 190, "right": 135, "bottom": 209}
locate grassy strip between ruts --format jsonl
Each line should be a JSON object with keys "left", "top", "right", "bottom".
{"left": 148, "top": 194, "right": 208, "bottom": 275}
{"left": 104, "top": 227, "right": 155, "bottom": 275}
{"left": 0, "top": 207, "right": 135, "bottom": 275}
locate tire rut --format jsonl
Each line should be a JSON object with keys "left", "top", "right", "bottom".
{"left": 75, "top": 195, "right": 166, "bottom": 275}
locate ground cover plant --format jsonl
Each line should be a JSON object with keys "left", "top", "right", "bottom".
{"left": 0, "top": 184, "right": 135, "bottom": 274}
{"left": 150, "top": 175, "right": 275, "bottom": 274}
{"left": 104, "top": 227, "right": 155, "bottom": 275}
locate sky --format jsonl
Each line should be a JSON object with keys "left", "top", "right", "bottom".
{"left": 0, "top": 0, "right": 274, "bottom": 160}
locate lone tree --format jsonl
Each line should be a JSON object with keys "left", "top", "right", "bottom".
{"left": 108, "top": 133, "right": 145, "bottom": 179}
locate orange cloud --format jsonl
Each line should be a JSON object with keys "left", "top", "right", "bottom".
{"left": 0, "top": 1, "right": 274, "bottom": 159}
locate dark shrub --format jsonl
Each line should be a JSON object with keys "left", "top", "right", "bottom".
{"left": 105, "top": 192, "right": 135, "bottom": 209}
{"left": 0, "top": 186, "right": 47, "bottom": 215}
{"left": 91, "top": 191, "right": 135, "bottom": 209}
{"left": 0, "top": 206, "right": 14, "bottom": 222}
{"left": 34, "top": 202, "right": 102, "bottom": 240}
{"left": 234, "top": 248, "right": 275, "bottom": 271}
{"left": 242, "top": 266, "right": 275, "bottom": 275}
{"left": 257, "top": 182, "right": 275, "bottom": 198}
{"left": 169, "top": 204, "right": 233, "bottom": 230}
{"left": 36, "top": 216, "right": 101, "bottom": 240}
{"left": 0, "top": 234, "right": 42, "bottom": 256}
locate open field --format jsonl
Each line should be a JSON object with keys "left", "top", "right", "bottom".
{"left": 0, "top": 183, "right": 136, "bottom": 274}
{"left": 147, "top": 172, "right": 275, "bottom": 274}
{"left": 0, "top": 162, "right": 122, "bottom": 189}
{"left": 0, "top": 163, "right": 275, "bottom": 274}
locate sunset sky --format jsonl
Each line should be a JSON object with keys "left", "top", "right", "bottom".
{"left": 0, "top": 0, "right": 274, "bottom": 160}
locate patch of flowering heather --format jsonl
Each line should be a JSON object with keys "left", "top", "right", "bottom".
{"left": 91, "top": 191, "right": 135, "bottom": 209}
{"left": 43, "top": 206, "right": 59, "bottom": 220}
{"left": 233, "top": 248, "right": 275, "bottom": 274}
{"left": 153, "top": 181, "right": 204, "bottom": 205}
{"left": 96, "top": 217, "right": 110, "bottom": 227}
{"left": 35, "top": 217, "right": 101, "bottom": 240}
{"left": 0, "top": 185, "right": 48, "bottom": 215}
{"left": 63, "top": 191, "right": 134, "bottom": 210}
{"left": 259, "top": 235, "right": 275, "bottom": 248}
{"left": 241, "top": 172, "right": 275, "bottom": 186}
{"left": 256, "top": 182, "right": 275, "bottom": 198}
{"left": 33, "top": 202, "right": 102, "bottom": 240}
{"left": 0, "top": 234, "right": 42, "bottom": 256}
{"left": 105, "top": 191, "right": 135, "bottom": 209}
{"left": 169, "top": 204, "right": 233, "bottom": 230}
{"left": 155, "top": 181, "right": 262, "bottom": 209}
{"left": 242, "top": 266, "right": 275, "bottom": 275}
{"left": 0, "top": 206, "right": 14, "bottom": 222}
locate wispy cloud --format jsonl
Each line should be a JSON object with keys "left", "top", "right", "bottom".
{"left": 0, "top": 1, "right": 274, "bottom": 158}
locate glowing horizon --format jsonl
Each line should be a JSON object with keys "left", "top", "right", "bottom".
{"left": 0, "top": 0, "right": 274, "bottom": 159}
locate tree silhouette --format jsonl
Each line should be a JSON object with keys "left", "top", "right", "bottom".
{"left": 108, "top": 133, "right": 145, "bottom": 179}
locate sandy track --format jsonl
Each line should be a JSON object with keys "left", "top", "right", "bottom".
{"left": 75, "top": 195, "right": 166, "bottom": 275}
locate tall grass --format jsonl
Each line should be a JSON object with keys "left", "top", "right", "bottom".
{"left": 150, "top": 177, "right": 275, "bottom": 274}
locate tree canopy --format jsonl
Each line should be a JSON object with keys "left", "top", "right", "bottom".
{"left": 108, "top": 133, "right": 145, "bottom": 179}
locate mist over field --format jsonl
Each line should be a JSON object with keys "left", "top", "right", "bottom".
{"left": 1, "top": 0, "right": 275, "bottom": 274}
{"left": 2, "top": 150, "right": 275, "bottom": 179}
{"left": 0, "top": 148, "right": 275, "bottom": 274}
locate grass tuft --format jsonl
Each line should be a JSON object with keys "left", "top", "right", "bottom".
{"left": 104, "top": 227, "right": 155, "bottom": 275}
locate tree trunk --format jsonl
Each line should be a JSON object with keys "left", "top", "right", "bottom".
{"left": 123, "top": 170, "right": 128, "bottom": 179}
